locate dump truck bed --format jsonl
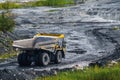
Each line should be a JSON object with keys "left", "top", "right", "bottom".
{"left": 13, "top": 38, "right": 34, "bottom": 50}
{"left": 13, "top": 38, "right": 58, "bottom": 51}
{"left": 13, "top": 33, "right": 64, "bottom": 50}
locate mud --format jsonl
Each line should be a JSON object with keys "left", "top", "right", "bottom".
{"left": 0, "top": 0, "right": 120, "bottom": 80}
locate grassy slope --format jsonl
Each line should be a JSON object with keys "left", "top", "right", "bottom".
{"left": 0, "top": 51, "right": 17, "bottom": 60}
{"left": 36, "top": 64, "right": 120, "bottom": 80}
{"left": 0, "top": 0, "right": 74, "bottom": 9}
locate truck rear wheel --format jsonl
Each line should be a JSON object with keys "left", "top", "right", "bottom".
{"left": 36, "top": 52, "right": 50, "bottom": 66}
{"left": 18, "top": 53, "right": 31, "bottom": 66}
{"left": 54, "top": 51, "right": 62, "bottom": 64}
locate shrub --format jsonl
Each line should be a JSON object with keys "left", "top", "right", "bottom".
{"left": 0, "top": 12, "right": 15, "bottom": 32}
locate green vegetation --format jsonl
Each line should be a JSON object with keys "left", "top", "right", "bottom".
{"left": 21, "top": 1, "right": 44, "bottom": 8}
{"left": 0, "top": 0, "right": 74, "bottom": 9}
{"left": 0, "top": 1, "right": 15, "bottom": 33}
{"left": 0, "top": 51, "right": 17, "bottom": 60}
{"left": 45, "top": 0, "right": 74, "bottom": 7}
{"left": 46, "top": 9, "right": 59, "bottom": 12}
{"left": 0, "top": 1, "right": 21, "bottom": 9}
{"left": 112, "top": 26, "right": 120, "bottom": 30}
{"left": 0, "top": 12, "right": 15, "bottom": 32}
{"left": 36, "top": 64, "right": 120, "bottom": 80}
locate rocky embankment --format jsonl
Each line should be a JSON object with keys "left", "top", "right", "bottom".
{"left": 0, "top": 32, "right": 18, "bottom": 53}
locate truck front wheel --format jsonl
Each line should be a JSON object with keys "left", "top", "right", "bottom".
{"left": 54, "top": 51, "right": 62, "bottom": 64}
{"left": 36, "top": 52, "right": 50, "bottom": 66}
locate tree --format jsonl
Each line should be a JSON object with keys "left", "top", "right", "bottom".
{"left": 0, "top": 1, "right": 15, "bottom": 33}
{"left": 0, "top": 12, "right": 15, "bottom": 33}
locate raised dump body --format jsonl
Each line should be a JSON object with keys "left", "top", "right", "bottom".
{"left": 13, "top": 33, "right": 66, "bottom": 66}
{"left": 13, "top": 33, "right": 64, "bottom": 51}
{"left": 13, "top": 38, "right": 34, "bottom": 49}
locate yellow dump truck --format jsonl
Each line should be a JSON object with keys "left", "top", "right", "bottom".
{"left": 13, "top": 33, "right": 66, "bottom": 66}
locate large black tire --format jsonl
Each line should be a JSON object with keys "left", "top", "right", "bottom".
{"left": 54, "top": 51, "right": 62, "bottom": 64}
{"left": 18, "top": 53, "right": 31, "bottom": 66}
{"left": 36, "top": 52, "right": 50, "bottom": 66}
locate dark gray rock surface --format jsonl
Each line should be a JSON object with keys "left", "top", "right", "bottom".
{"left": 0, "top": 0, "right": 120, "bottom": 79}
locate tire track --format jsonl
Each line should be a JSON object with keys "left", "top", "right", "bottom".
{"left": 90, "top": 28, "right": 120, "bottom": 65}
